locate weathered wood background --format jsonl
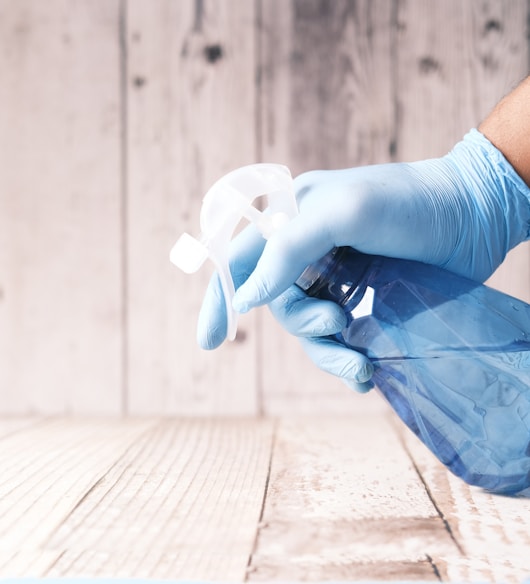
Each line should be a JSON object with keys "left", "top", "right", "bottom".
{"left": 0, "top": 0, "right": 528, "bottom": 415}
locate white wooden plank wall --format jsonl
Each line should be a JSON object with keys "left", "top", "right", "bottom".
{"left": 126, "top": 0, "right": 259, "bottom": 415}
{"left": 0, "top": 0, "right": 123, "bottom": 414}
{"left": 1, "top": 415, "right": 529, "bottom": 580}
{"left": 0, "top": 0, "right": 528, "bottom": 415}
{"left": 394, "top": 0, "right": 530, "bottom": 302}
{"left": 259, "top": 0, "right": 530, "bottom": 414}
{"left": 259, "top": 0, "right": 398, "bottom": 414}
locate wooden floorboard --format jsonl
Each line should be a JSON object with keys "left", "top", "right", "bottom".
{"left": 400, "top": 424, "right": 530, "bottom": 583}
{"left": 43, "top": 418, "right": 274, "bottom": 580}
{"left": 247, "top": 416, "right": 457, "bottom": 581}
{"left": 0, "top": 418, "right": 156, "bottom": 552}
{"left": 0, "top": 416, "right": 528, "bottom": 581}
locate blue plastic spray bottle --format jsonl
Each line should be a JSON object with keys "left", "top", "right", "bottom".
{"left": 171, "top": 164, "right": 530, "bottom": 495}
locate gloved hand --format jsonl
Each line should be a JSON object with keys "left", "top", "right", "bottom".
{"left": 197, "top": 129, "right": 530, "bottom": 392}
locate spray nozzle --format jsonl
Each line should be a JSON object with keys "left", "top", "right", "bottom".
{"left": 170, "top": 163, "right": 297, "bottom": 341}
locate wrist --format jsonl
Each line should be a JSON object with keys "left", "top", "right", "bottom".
{"left": 403, "top": 129, "right": 530, "bottom": 282}
{"left": 478, "top": 77, "right": 530, "bottom": 188}
{"left": 449, "top": 129, "right": 530, "bottom": 252}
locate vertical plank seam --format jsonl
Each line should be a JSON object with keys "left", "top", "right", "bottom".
{"left": 119, "top": 0, "right": 129, "bottom": 415}
{"left": 527, "top": 0, "right": 530, "bottom": 77}
{"left": 389, "top": 0, "right": 400, "bottom": 162}
{"left": 425, "top": 553, "right": 443, "bottom": 582}
{"left": 255, "top": 0, "right": 263, "bottom": 164}
{"left": 255, "top": 0, "right": 265, "bottom": 417}
{"left": 244, "top": 417, "right": 277, "bottom": 580}
{"left": 394, "top": 417, "right": 466, "bottom": 557}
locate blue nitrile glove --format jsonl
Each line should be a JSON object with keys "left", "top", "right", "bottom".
{"left": 198, "top": 129, "right": 530, "bottom": 392}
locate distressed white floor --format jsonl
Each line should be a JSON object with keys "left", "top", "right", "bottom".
{"left": 0, "top": 410, "right": 529, "bottom": 582}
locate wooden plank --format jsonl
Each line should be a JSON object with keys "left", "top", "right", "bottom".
{"left": 0, "top": 552, "right": 60, "bottom": 579}
{"left": 126, "top": 0, "right": 260, "bottom": 415}
{"left": 396, "top": 0, "right": 530, "bottom": 301}
{"left": 0, "top": 0, "right": 123, "bottom": 413}
{"left": 0, "top": 417, "right": 154, "bottom": 576}
{"left": 264, "top": 386, "right": 391, "bottom": 417}
{"left": 44, "top": 418, "right": 274, "bottom": 580}
{"left": 0, "top": 416, "right": 46, "bottom": 438}
{"left": 396, "top": 0, "right": 528, "bottom": 159}
{"left": 260, "top": 0, "right": 530, "bottom": 416}
{"left": 258, "top": 0, "right": 396, "bottom": 415}
{"left": 248, "top": 416, "right": 459, "bottom": 581}
{"left": 260, "top": 0, "right": 396, "bottom": 175}
{"left": 401, "top": 425, "right": 530, "bottom": 583}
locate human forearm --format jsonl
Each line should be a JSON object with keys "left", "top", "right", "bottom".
{"left": 479, "top": 76, "right": 530, "bottom": 187}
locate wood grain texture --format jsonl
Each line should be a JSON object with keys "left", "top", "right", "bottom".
{"left": 400, "top": 424, "right": 530, "bottom": 583}
{"left": 395, "top": 0, "right": 528, "bottom": 159}
{"left": 260, "top": 0, "right": 396, "bottom": 175}
{"left": 0, "top": 0, "right": 123, "bottom": 413}
{"left": 0, "top": 552, "right": 60, "bottom": 579}
{"left": 43, "top": 418, "right": 274, "bottom": 579}
{"left": 0, "top": 0, "right": 529, "bottom": 416}
{"left": 126, "top": 0, "right": 260, "bottom": 415}
{"left": 258, "top": 0, "right": 396, "bottom": 415}
{"left": 0, "top": 417, "right": 155, "bottom": 576}
{"left": 248, "top": 415, "right": 458, "bottom": 581}
{"left": 0, "top": 416, "right": 527, "bottom": 581}
{"left": 395, "top": 0, "right": 530, "bottom": 302}
{"left": 259, "top": 0, "right": 530, "bottom": 415}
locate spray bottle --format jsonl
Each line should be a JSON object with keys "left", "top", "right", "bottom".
{"left": 171, "top": 164, "right": 530, "bottom": 494}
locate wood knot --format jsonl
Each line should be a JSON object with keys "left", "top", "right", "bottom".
{"left": 204, "top": 44, "right": 223, "bottom": 64}
{"left": 132, "top": 76, "right": 147, "bottom": 89}
{"left": 418, "top": 56, "right": 440, "bottom": 75}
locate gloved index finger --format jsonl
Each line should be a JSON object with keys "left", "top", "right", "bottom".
{"left": 232, "top": 213, "right": 337, "bottom": 312}
{"left": 196, "top": 223, "right": 267, "bottom": 349}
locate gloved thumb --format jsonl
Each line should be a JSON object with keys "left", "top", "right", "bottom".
{"left": 232, "top": 214, "right": 337, "bottom": 312}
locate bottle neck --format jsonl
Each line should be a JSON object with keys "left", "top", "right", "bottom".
{"left": 296, "top": 248, "right": 342, "bottom": 292}
{"left": 296, "top": 247, "right": 374, "bottom": 303}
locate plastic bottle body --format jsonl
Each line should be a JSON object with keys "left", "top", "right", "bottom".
{"left": 299, "top": 247, "right": 530, "bottom": 494}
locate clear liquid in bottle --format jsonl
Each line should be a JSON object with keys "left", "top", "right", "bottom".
{"left": 298, "top": 247, "right": 530, "bottom": 494}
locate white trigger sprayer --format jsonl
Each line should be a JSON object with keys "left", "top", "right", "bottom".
{"left": 170, "top": 164, "right": 298, "bottom": 341}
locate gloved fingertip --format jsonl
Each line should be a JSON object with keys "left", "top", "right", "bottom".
{"left": 197, "top": 326, "right": 224, "bottom": 350}
{"left": 318, "top": 311, "right": 347, "bottom": 335}
{"left": 342, "top": 378, "right": 375, "bottom": 394}
{"left": 356, "top": 360, "right": 374, "bottom": 383}
{"left": 232, "top": 295, "right": 250, "bottom": 314}
{"left": 337, "top": 358, "right": 374, "bottom": 390}
{"left": 270, "top": 291, "right": 347, "bottom": 337}
{"left": 197, "top": 308, "right": 227, "bottom": 350}
{"left": 307, "top": 316, "right": 344, "bottom": 337}
{"left": 304, "top": 299, "right": 347, "bottom": 336}
{"left": 233, "top": 279, "right": 259, "bottom": 313}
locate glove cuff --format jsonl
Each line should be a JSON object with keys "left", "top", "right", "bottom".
{"left": 454, "top": 129, "right": 530, "bottom": 250}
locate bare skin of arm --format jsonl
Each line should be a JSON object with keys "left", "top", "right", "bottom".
{"left": 479, "top": 76, "right": 530, "bottom": 187}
